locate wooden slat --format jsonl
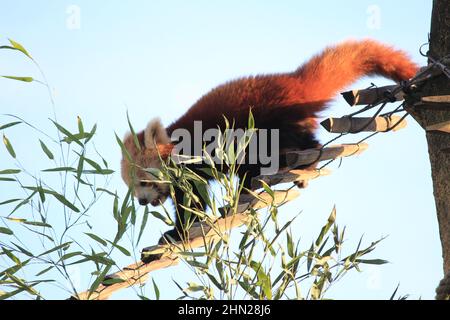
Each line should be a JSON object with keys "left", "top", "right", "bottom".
{"left": 426, "top": 120, "right": 450, "bottom": 133}
{"left": 341, "top": 85, "right": 403, "bottom": 106}
{"left": 321, "top": 115, "right": 407, "bottom": 133}
{"left": 251, "top": 168, "right": 331, "bottom": 190}
{"left": 285, "top": 143, "right": 368, "bottom": 168}
{"left": 422, "top": 95, "right": 450, "bottom": 104}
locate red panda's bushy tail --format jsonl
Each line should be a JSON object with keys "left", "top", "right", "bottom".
{"left": 294, "top": 39, "right": 419, "bottom": 103}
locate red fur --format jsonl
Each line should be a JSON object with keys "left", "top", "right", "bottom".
{"left": 137, "top": 40, "right": 419, "bottom": 244}
{"left": 165, "top": 39, "right": 418, "bottom": 139}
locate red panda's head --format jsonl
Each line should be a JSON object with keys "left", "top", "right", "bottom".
{"left": 121, "top": 118, "right": 173, "bottom": 207}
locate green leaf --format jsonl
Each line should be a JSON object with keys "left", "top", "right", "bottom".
{"left": 1, "top": 76, "right": 33, "bottom": 82}
{"left": 102, "top": 278, "right": 125, "bottom": 285}
{"left": 315, "top": 206, "right": 336, "bottom": 247}
{"left": 115, "top": 132, "right": 131, "bottom": 162}
{"left": 127, "top": 111, "right": 141, "bottom": 151}
{"left": 206, "top": 273, "right": 224, "bottom": 291}
{"left": 355, "top": 259, "right": 389, "bottom": 265}
{"left": 0, "top": 121, "right": 21, "bottom": 130}
{"left": 39, "top": 140, "right": 54, "bottom": 160}
{"left": 58, "top": 251, "right": 83, "bottom": 262}
{"left": 2, "top": 248, "right": 20, "bottom": 265}
{"left": 35, "top": 266, "right": 54, "bottom": 277}
{"left": 137, "top": 207, "right": 149, "bottom": 245}
{"left": 0, "top": 198, "right": 21, "bottom": 206}
{"left": 89, "top": 266, "right": 111, "bottom": 295}
{"left": 107, "top": 240, "right": 131, "bottom": 257}
{"left": 52, "top": 192, "right": 80, "bottom": 213}
{"left": 50, "top": 120, "right": 83, "bottom": 147}
{"left": 23, "top": 221, "right": 52, "bottom": 228}
{"left": 37, "top": 242, "right": 72, "bottom": 257}
{"left": 42, "top": 167, "right": 76, "bottom": 172}
{"left": 0, "top": 177, "right": 15, "bottom": 182}
{"left": 85, "top": 233, "right": 107, "bottom": 246}
{"left": 248, "top": 109, "right": 255, "bottom": 129}
{"left": 286, "top": 231, "right": 294, "bottom": 258}
{"left": 152, "top": 278, "right": 160, "bottom": 300}
{"left": 150, "top": 211, "right": 174, "bottom": 226}
{"left": 0, "top": 169, "right": 21, "bottom": 175}
{"left": 11, "top": 242, "right": 33, "bottom": 257}
{"left": 83, "top": 254, "right": 114, "bottom": 266}
{"left": 8, "top": 39, "right": 33, "bottom": 59}
{"left": 0, "top": 227, "right": 14, "bottom": 235}
{"left": 250, "top": 261, "right": 272, "bottom": 299}
{"left": 96, "top": 188, "right": 117, "bottom": 198}
{"left": 85, "top": 123, "right": 97, "bottom": 144}
{"left": 77, "top": 116, "right": 84, "bottom": 134}
{"left": 3, "top": 134, "right": 16, "bottom": 158}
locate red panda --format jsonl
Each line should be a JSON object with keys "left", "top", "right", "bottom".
{"left": 121, "top": 39, "right": 418, "bottom": 244}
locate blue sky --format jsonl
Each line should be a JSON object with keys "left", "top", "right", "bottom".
{"left": 0, "top": 0, "right": 441, "bottom": 299}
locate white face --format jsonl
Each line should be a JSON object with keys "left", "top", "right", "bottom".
{"left": 134, "top": 179, "right": 170, "bottom": 207}
{"left": 121, "top": 117, "right": 173, "bottom": 207}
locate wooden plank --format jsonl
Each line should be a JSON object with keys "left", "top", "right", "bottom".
{"left": 251, "top": 168, "right": 331, "bottom": 189}
{"left": 422, "top": 95, "right": 450, "bottom": 104}
{"left": 285, "top": 143, "right": 368, "bottom": 168}
{"left": 341, "top": 85, "right": 402, "bottom": 106}
{"left": 321, "top": 116, "right": 407, "bottom": 133}
{"left": 426, "top": 120, "right": 450, "bottom": 133}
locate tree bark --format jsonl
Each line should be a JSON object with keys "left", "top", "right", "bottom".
{"left": 405, "top": 0, "right": 450, "bottom": 299}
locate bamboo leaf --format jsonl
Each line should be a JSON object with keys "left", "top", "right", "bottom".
{"left": 77, "top": 116, "right": 84, "bottom": 134}
{"left": 0, "top": 169, "right": 21, "bottom": 175}
{"left": 126, "top": 111, "right": 141, "bottom": 151}
{"left": 8, "top": 39, "right": 33, "bottom": 59}
{"left": 0, "top": 177, "right": 15, "bottom": 182}
{"left": 0, "top": 198, "right": 21, "bottom": 206}
{"left": 23, "top": 221, "right": 52, "bottom": 228}
{"left": 35, "top": 266, "right": 54, "bottom": 277}
{"left": 150, "top": 211, "right": 174, "bottom": 226}
{"left": 107, "top": 240, "right": 131, "bottom": 257}
{"left": 1, "top": 76, "right": 33, "bottom": 82}
{"left": 0, "top": 227, "right": 14, "bottom": 235}
{"left": 152, "top": 278, "right": 160, "bottom": 300}
{"left": 355, "top": 259, "right": 388, "bottom": 265}
{"left": 3, "top": 134, "right": 16, "bottom": 158}
{"left": 39, "top": 140, "right": 54, "bottom": 160}
{"left": 42, "top": 167, "right": 76, "bottom": 172}
{"left": 58, "top": 251, "right": 83, "bottom": 262}
{"left": 0, "top": 121, "right": 21, "bottom": 130}
{"left": 51, "top": 192, "right": 80, "bottom": 213}
{"left": 102, "top": 278, "right": 125, "bottom": 285}
{"left": 85, "top": 233, "right": 107, "bottom": 246}
{"left": 137, "top": 207, "right": 149, "bottom": 245}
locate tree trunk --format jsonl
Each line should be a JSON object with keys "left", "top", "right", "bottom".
{"left": 405, "top": 0, "right": 450, "bottom": 300}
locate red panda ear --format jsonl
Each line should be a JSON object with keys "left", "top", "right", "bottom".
{"left": 157, "top": 144, "right": 174, "bottom": 159}
{"left": 144, "top": 118, "right": 171, "bottom": 149}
